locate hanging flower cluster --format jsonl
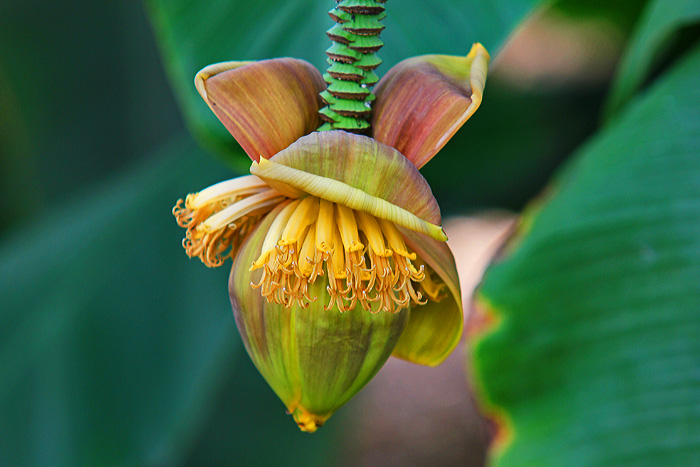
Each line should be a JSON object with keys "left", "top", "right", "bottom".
{"left": 173, "top": 0, "right": 489, "bottom": 432}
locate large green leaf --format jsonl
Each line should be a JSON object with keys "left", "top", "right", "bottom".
{"left": 554, "top": 0, "right": 647, "bottom": 35}
{"left": 604, "top": 0, "right": 700, "bottom": 119}
{"left": 421, "top": 80, "right": 602, "bottom": 212}
{"left": 146, "top": 0, "right": 542, "bottom": 165}
{"left": 0, "top": 138, "right": 338, "bottom": 466}
{"left": 0, "top": 1, "right": 184, "bottom": 231}
{"left": 470, "top": 41, "right": 700, "bottom": 465}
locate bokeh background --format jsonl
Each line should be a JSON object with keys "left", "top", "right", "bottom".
{"left": 2, "top": 0, "right": 699, "bottom": 465}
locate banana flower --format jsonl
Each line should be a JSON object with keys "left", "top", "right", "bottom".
{"left": 174, "top": 40, "right": 489, "bottom": 432}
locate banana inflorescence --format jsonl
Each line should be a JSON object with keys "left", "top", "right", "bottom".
{"left": 318, "top": 0, "right": 387, "bottom": 133}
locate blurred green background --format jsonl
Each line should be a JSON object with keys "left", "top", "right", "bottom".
{"left": 2, "top": 0, "right": 699, "bottom": 465}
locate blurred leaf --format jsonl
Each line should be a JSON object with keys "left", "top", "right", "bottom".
{"left": 146, "top": 0, "right": 542, "bottom": 166}
{"left": 554, "top": 0, "right": 647, "bottom": 35}
{"left": 0, "top": 2, "right": 184, "bottom": 230}
{"left": 0, "top": 138, "right": 338, "bottom": 466}
{"left": 471, "top": 41, "right": 700, "bottom": 465}
{"left": 604, "top": 0, "right": 700, "bottom": 119}
{"left": 422, "top": 81, "right": 603, "bottom": 212}
{"left": 0, "top": 65, "right": 39, "bottom": 230}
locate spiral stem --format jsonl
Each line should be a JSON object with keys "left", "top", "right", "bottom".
{"left": 318, "top": 0, "right": 387, "bottom": 134}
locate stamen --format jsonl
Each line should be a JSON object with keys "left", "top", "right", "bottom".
{"left": 334, "top": 204, "right": 369, "bottom": 308}
{"left": 279, "top": 197, "right": 320, "bottom": 246}
{"left": 297, "top": 225, "right": 318, "bottom": 278}
{"left": 173, "top": 178, "right": 284, "bottom": 268}
{"left": 325, "top": 224, "right": 354, "bottom": 312}
{"left": 246, "top": 195, "right": 445, "bottom": 313}
{"left": 356, "top": 210, "right": 395, "bottom": 312}
{"left": 335, "top": 204, "right": 364, "bottom": 252}
{"left": 251, "top": 200, "right": 300, "bottom": 270}
{"left": 199, "top": 188, "right": 285, "bottom": 232}
{"left": 330, "top": 226, "right": 347, "bottom": 281}
{"left": 187, "top": 175, "right": 269, "bottom": 208}
{"left": 356, "top": 211, "right": 392, "bottom": 257}
{"left": 316, "top": 199, "right": 335, "bottom": 254}
{"left": 378, "top": 219, "right": 416, "bottom": 259}
{"left": 252, "top": 199, "right": 318, "bottom": 308}
{"left": 414, "top": 258, "right": 446, "bottom": 301}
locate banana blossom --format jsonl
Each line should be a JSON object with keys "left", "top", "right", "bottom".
{"left": 173, "top": 43, "right": 489, "bottom": 432}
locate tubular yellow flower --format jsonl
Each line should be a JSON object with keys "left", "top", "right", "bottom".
{"left": 244, "top": 194, "right": 434, "bottom": 314}
{"left": 177, "top": 131, "right": 447, "bottom": 314}
{"left": 173, "top": 40, "right": 490, "bottom": 431}
{"left": 173, "top": 175, "right": 285, "bottom": 267}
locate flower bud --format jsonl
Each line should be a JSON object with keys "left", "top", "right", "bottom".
{"left": 230, "top": 202, "right": 409, "bottom": 432}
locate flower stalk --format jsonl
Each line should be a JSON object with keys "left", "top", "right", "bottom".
{"left": 318, "top": 0, "right": 387, "bottom": 133}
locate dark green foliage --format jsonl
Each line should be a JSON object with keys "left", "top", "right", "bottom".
{"left": 471, "top": 0, "right": 700, "bottom": 464}
{"left": 474, "top": 42, "right": 700, "bottom": 465}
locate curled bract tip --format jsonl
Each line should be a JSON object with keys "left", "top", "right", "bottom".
{"left": 249, "top": 131, "right": 447, "bottom": 242}
{"left": 251, "top": 157, "right": 447, "bottom": 242}
{"left": 194, "top": 61, "right": 252, "bottom": 103}
{"left": 372, "top": 42, "right": 490, "bottom": 168}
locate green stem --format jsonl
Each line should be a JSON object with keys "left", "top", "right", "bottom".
{"left": 318, "top": 0, "right": 386, "bottom": 134}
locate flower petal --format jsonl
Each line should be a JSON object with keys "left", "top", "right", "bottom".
{"left": 391, "top": 227, "right": 463, "bottom": 366}
{"left": 371, "top": 43, "right": 490, "bottom": 168}
{"left": 250, "top": 130, "right": 446, "bottom": 241}
{"left": 195, "top": 58, "right": 326, "bottom": 161}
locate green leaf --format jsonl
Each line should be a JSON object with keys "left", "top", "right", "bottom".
{"left": 471, "top": 41, "right": 700, "bottom": 465}
{"left": 554, "top": 0, "right": 647, "bottom": 35}
{"left": 604, "top": 0, "right": 700, "bottom": 119}
{"left": 0, "top": 138, "right": 338, "bottom": 466}
{"left": 0, "top": 67, "right": 38, "bottom": 230}
{"left": 146, "top": 0, "right": 542, "bottom": 165}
